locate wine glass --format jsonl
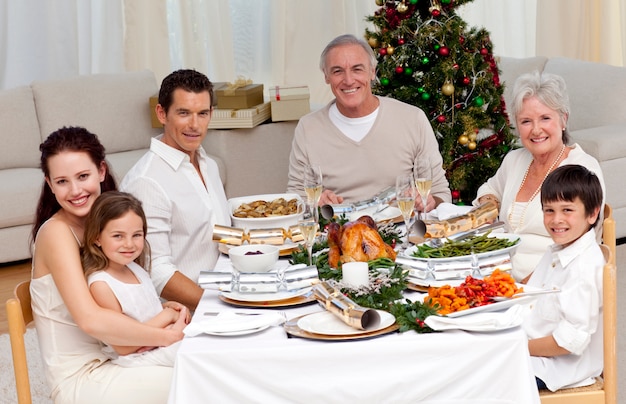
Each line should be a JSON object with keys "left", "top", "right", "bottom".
{"left": 395, "top": 173, "right": 416, "bottom": 250}
{"left": 303, "top": 164, "right": 323, "bottom": 221}
{"left": 414, "top": 158, "right": 433, "bottom": 221}
{"left": 297, "top": 203, "right": 319, "bottom": 266}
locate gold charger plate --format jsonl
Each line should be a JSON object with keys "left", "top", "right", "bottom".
{"left": 218, "top": 242, "right": 302, "bottom": 257}
{"left": 406, "top": 282, "right": 429, "bottom": 293}
{"left": 218, "top": 292, "right": 316, "bottom": 308}
{"left": 283, "top": 313, "right": 400, "bottom": 341}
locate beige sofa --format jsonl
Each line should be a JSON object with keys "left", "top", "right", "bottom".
{"left": 1, "top": 57, "right": 623, "bottom": 264}
{"left": 0, "top": 70, "right": 161, "bottom": 263}
{"left": 0, "top": 69, "right": 297, "bottom": 264}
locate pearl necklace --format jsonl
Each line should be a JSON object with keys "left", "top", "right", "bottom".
{"left": 508, "top": 145, "right": 566, "bottom": 231}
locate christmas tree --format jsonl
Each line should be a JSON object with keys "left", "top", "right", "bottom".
{"left": 365, "top": 0, "right": 516, "bottom": 203}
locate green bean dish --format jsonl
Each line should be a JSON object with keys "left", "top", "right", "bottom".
{"left": 412, "top": 232, "right": 520, "bottom": 259}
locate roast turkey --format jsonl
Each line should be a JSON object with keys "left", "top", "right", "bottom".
{"left": 327, "top": 215, "right": 396, "bottom": 268}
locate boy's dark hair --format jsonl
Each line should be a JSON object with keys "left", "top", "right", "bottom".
{"left": 158, "top": 69, "right": 214, "bottom": 113}
{"left": 541, "top": 164, "right": 603, "bottom": 227}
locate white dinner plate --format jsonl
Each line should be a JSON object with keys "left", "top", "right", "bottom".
{"left": 204, "top": 324, "right": 270, "bottom": 336}
{"left": 349, "top": 206, "right": 403, "bottom": 223}
{"left": 441, "top": 285, "right": 540, "bottom": 318}
{"left": 403, "top": 233, "right": 520, "bottom": 263}
{"left": 297, "top": 310, "right": 396, "bottom": 336}
{"left": 220, "top": 287, "right": 311, "bottom": 303}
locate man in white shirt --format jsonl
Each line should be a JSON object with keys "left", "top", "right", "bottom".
{"left": 121, "top": 69, "right": 230, "bottom": 309}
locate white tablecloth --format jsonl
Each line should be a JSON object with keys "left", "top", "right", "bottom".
{"left": 169, "top": 285, "right": 540, "bottom": 403}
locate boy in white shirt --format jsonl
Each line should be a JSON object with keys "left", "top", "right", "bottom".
{"left": 523, "top": 164, "right": 604, "bottom": 391}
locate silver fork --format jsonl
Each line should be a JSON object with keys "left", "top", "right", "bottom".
{"left": 277, "top": 311, "right": 288, "bottom": 323}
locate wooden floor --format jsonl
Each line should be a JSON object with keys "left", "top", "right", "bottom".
{"left": 0, "top": 260, "right": 31, "bottom": 334}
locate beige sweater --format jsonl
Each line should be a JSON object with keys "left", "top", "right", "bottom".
{"left": 287, "top": 97, "right": 451, "bottom": 204}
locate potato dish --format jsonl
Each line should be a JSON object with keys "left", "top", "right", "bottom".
{"left": 232, "top": 197, "right": 299, "bottom": 218}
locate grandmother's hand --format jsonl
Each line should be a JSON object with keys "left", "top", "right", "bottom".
{"left": 478, "top": 194, "right": 500, "bottom": 208}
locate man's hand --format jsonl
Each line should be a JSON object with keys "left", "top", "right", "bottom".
{"left": 414, "top": 194, "right": 438, "bottom": 213}
{"left": 318, "top": 189, "right": 344, "bottom": 206}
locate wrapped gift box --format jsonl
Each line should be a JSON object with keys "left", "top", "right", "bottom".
{"left": 269, "top": 86, "right": 310, "bottom": 121}
{"left": 214, "top": 82, "right": 264, "bottom": 110}
{"left": 208, "top": 102, "right": 271, "bottom": 129}
{"left": 149, "top": 96, "right": 270, "bottom": 129}
{"left": 149, "top": 96, "right": 161, "bottom": 128}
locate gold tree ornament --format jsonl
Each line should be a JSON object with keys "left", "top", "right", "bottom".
{"left": 386, "top": 45, "right": 395, "bottom": 55}
{"left": 397, "top": 1, "right": 409, "bottom": 13}
{"left": 368, "top": 36, "right": 380, "bottom": 48}
{"left": 468, "top": 141, "right": 477, "bottom": 150}
{"left": 429, "top": 0, "right": 442, "bottom": 13}
{"left": 458, "top": 134, "right": 469, "bottom": 145}
{"left": 441, "top": 81, "right": 454, "bottom": 96}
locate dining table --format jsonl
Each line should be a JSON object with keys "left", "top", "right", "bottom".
{"left": 168, "top": 254, "right": 541, "bottom": 404}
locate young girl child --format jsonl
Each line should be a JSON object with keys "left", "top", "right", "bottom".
{"left": 524, "top": 164, "right": 605, "bottom": 391}
{"left": 82, "top": 191, "right": 189, "bottom": 367}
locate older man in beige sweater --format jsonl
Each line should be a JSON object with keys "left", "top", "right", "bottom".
{"left": 287, "top": 34, "right": 451, "bottom": 210}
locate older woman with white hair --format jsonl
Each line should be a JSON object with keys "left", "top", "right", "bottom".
{"left": 473, "top": 71, "right": 605, "bottom": 282}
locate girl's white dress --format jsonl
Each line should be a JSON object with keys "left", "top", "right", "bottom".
{"left": 88, "top": 262, "right": 180, "bottom": 367}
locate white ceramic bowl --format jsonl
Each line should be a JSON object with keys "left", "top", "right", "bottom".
{"left": 228, "top": 244, "right": 280, "bottom": 273}
{"left": 229, "top": 193, "right": 303, "bottom": 230}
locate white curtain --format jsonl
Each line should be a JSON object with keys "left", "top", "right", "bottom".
{"left": 457, "top": 0, "right": 537, "bottom": 59}
{"left": 536, "top": 0, "right": 625, "bottom": 66}
{"left": 2, "top": 0, "right": 625, "bottom": 97}
{"left": 153, "top": 0, "right": 380, "bottom": 106}
{"left": 0, "top": 0, "right": 123, "bottom": 89}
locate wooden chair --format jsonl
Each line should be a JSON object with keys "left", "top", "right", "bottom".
{"left": 539, "top": 243, "right": 617, "bottom": 403}
{"left": 602, "top": 204, "right": 616, "bottom": 266}
{"left": 6, "top": 280, "right": 33, "bottom": 404}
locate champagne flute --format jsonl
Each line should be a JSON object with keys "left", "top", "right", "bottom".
{"left": 303, "top": 164, "right": 323, "bottom": 221}
{"left": 414, "top": 158, "right": 433, "bottom": 221}
{"left": 297, "top": 203, "right": 319, "bottom": 266}
{"left": 395, "top": 173, "right": 416, "bottom": 250}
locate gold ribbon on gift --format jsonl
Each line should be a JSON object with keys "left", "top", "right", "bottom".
{"left": 312, "top": 280, "right": 381, "bottom": 331}
{"left": 212, "top": 224, "right": 304, "bottom": 245}
{"left": 423, "top": 200, "right": 499, "bottom": 238}
{"left": 224, "top": 76, "right": 253, "bottom": 95}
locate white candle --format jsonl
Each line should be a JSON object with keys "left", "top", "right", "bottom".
{"left": 342, "top": 262, "right": 369, "bottom": 288}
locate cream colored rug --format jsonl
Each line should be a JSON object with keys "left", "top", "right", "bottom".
{"left": 0, "top": 328, "right": 51, "bottom": 404}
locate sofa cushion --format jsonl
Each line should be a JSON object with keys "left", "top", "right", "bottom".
{"left": 571, "top": 124, "right": 626, "bottom": 162}
{"left": 0, "top": 168, "right": 42, "bottom": 227}
{"left": 203, "top": 121, "right": 297, "bottom": 198}
{"left": 31, "top": 70, "right": 161, "bottom": 153}
{"left": 544, "top": 58, "right": 626, "bottom": 132}
{"left": 106, "top": 149, "right": 151, "bottom": 184}
{"left": 106, "top": 148, "right": 226, "bottom": 191}
{"left": 497, "top": 56, "right": 549, "bottom": 121}
{"left": 0, "top": 86, "right": 42, "bottom": 169}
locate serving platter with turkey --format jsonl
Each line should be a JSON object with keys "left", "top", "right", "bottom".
{"left": 326, "top": 215, "right": 397, "bottom": 268}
